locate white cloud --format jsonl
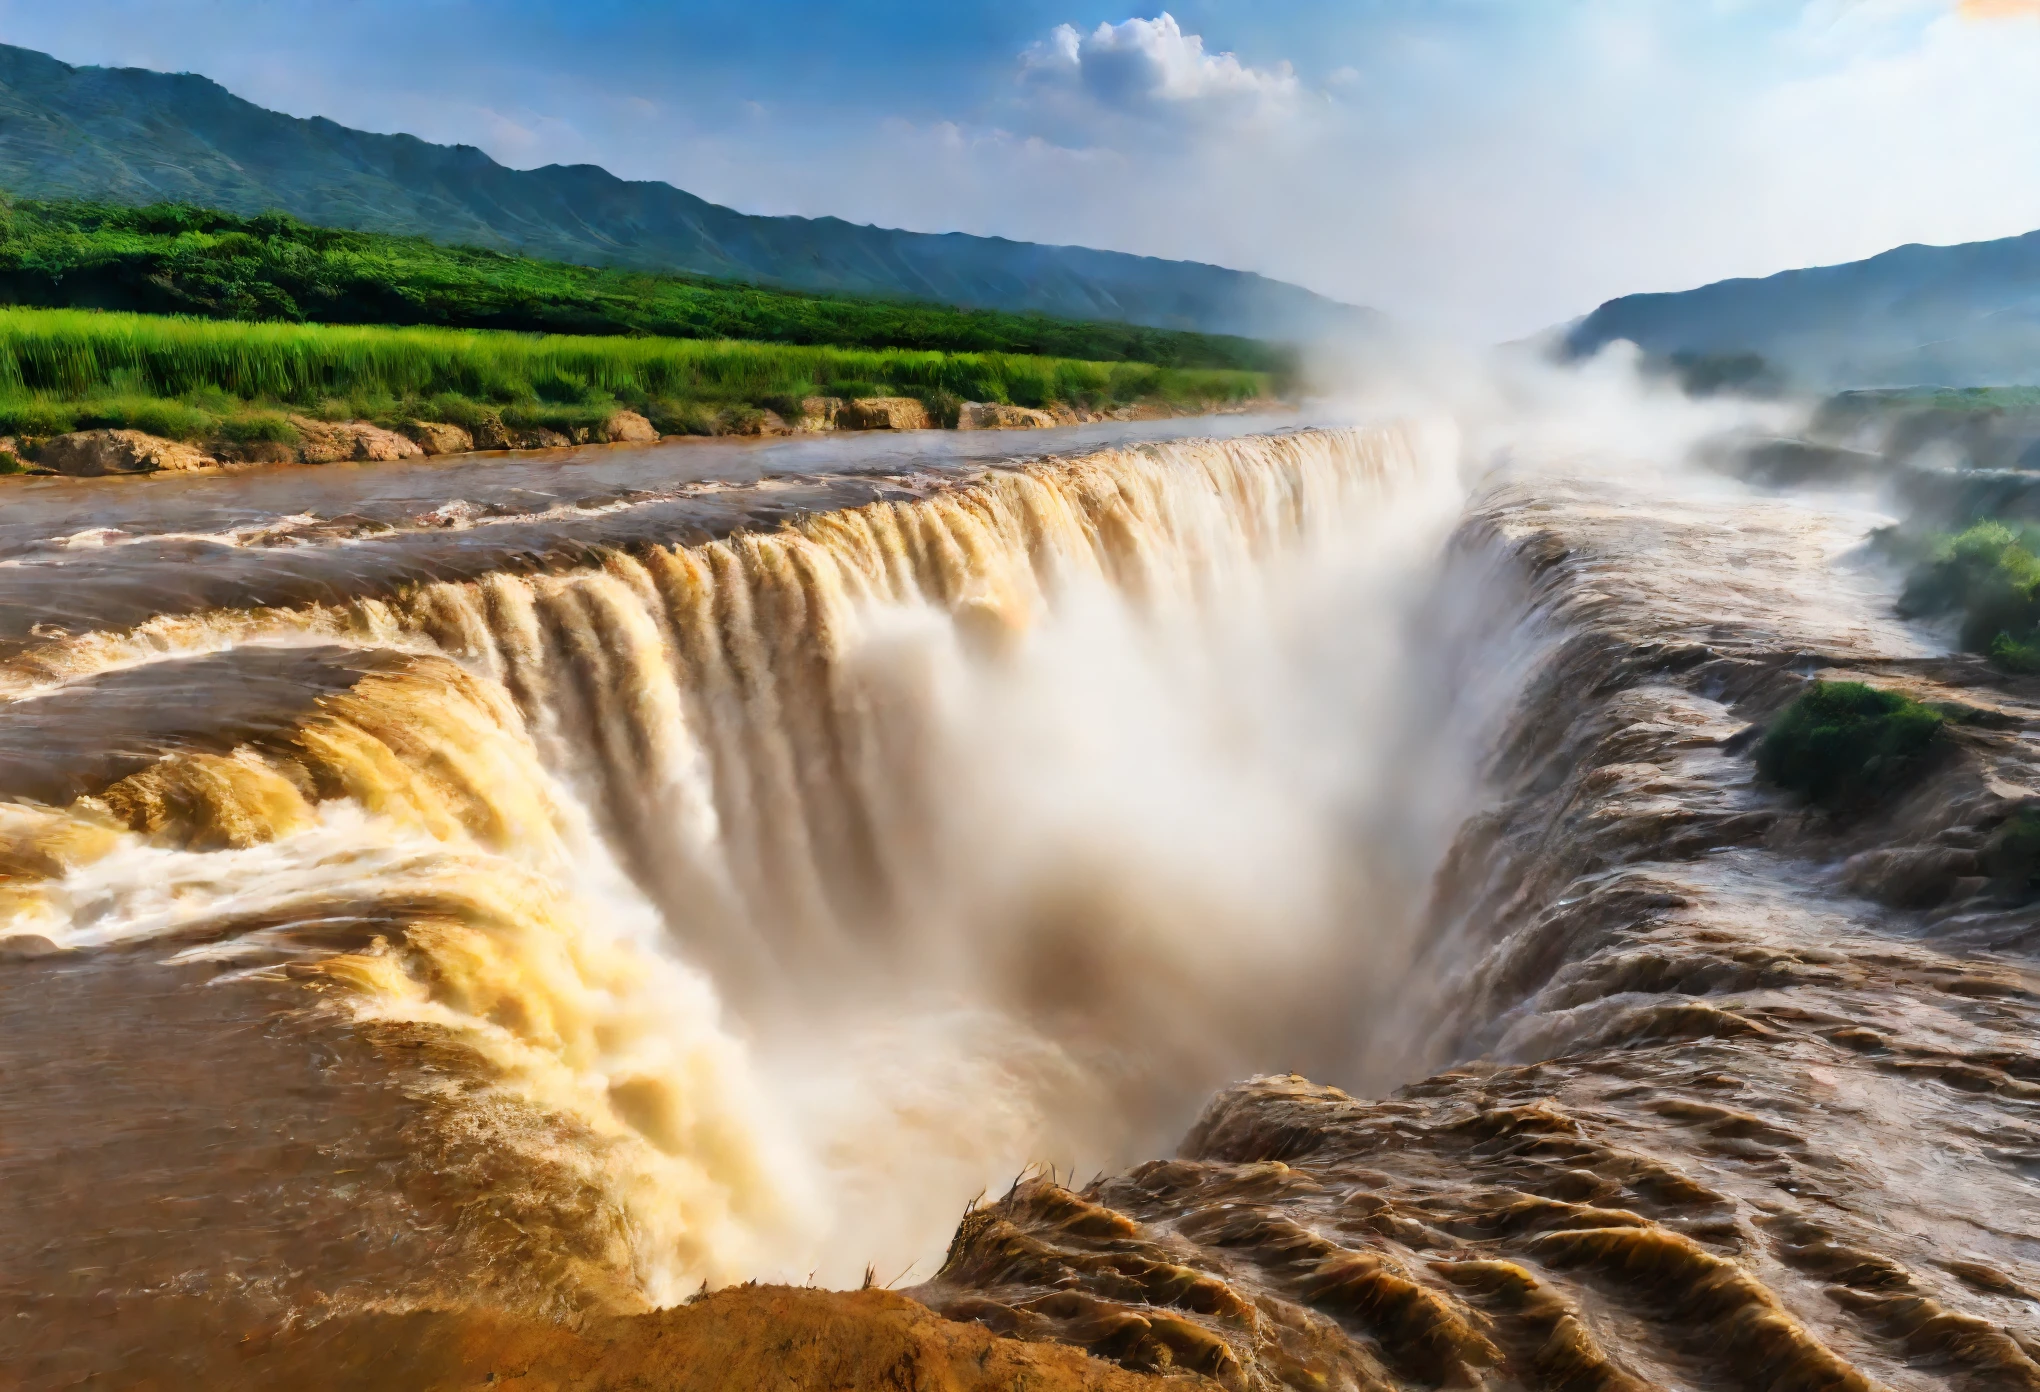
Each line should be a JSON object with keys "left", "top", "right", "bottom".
{"left": 1021, "top": 14, "right": 1301, "bottom": 124}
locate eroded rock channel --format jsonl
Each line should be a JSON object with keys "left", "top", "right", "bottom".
{"left": 916, "top": 474, "right": 2040, "bottom": 1392}
{"left": 4, "top": 423, "right": 2037, "bottom": 1390}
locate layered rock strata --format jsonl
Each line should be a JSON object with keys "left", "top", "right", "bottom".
{"left": 912, "top": 474, "right": 2040, "bottom": 1392}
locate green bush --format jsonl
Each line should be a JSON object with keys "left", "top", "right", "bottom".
{"left": 1991, "top": 632, "right": 2040, "bottom": 674}
{"left": 212, "top": 411, "right": 299, "bottom": 444}
{"left": 1898, "top": 521, "right": 2040, "bottom": 670}
{"left": 1985, "top": 810, "right": 2040, "bottom": 895}
{"left": 1755, "top": 680, "right": 1946, "bottom": 811}
{"left": 920, "top": 390, "right": 964, "bottom": 429}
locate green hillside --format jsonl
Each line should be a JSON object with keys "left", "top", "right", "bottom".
{"left": 0, "top": 200, "right": 1291, "bottom": 375}
{"left": 0, "top": 42, "right": 1380, "bottom": 342}
{"left": 1565, "top": 231, "right": 2040, "bottom": 390}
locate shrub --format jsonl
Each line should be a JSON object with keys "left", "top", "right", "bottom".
{"left": 1991, "top": 633, "right": 2040, "bottom": 674}
{"left": 1985, "top": 810, "right": 2040, "bottom": 895}
{"left": 1899, "top": 522, "right": 2040, "bottom": 670}
{"left": 919, "top": 390, "right": 963, "bottom": 429}
{"left": 1755, "top": 680, "right": 1946, "bottom": 812}
{"left": 213, "top": 411, "right": 300, "bottom": 444}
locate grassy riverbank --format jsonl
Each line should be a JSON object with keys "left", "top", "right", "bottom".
{"left": 0, "top": 306, "right": 1272, "bottom": 446}
{"left": 0, "top": 200, "right": 1291, "bottom": 373}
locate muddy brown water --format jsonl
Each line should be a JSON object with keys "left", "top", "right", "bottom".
{"left": 6, "top": 418, "right": 2040, "bottom": 1392}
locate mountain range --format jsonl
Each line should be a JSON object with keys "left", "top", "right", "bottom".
{"left": 0, "top": 43, "right": 1377, "bottom": 343}
{"left": 1565, "top": 229, "right": 2040, "bottom": 390}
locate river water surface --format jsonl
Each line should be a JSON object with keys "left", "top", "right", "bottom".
{"left": 8, "top": 412, "right": 2040, "bottom": 1392}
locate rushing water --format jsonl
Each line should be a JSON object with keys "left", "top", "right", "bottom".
{"left": 12, "top": 412, "right": 2040, "bottom": 1392}
{"left": 0, "top": 417, "right": 1478, "bottom": 1318}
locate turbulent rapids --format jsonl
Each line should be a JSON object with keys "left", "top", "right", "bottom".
{"left": 10, "top": 416, "right": 2040, "bottom": 1391}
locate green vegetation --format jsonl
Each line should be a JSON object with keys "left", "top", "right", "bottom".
{"left": 0, "top": 199, "right": 1291, "bottom": 375}
{"left": 1662, "top": 350, "right": 1784, "bottom": 398}
{"left": 0, "top": 306, "right": 1269, "bottom": 447}
{"left": 1985, "top": 810, "right": 2040, "bottom": 895}
{"left": 1833, "top": 385, "right": 2040, "bottom": 415}
{"left": 1895, "top": 521, "right": 2040, "bottom": 670}
{"left": 1756, "top": 680, "right": 1946, "bottom": 811}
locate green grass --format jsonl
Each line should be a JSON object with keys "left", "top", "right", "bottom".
{"left": 0, "top": 199, "right": 1293, "bottom": 376}
{"left": 0, "top": 306, "right": 1270, "bottom": 447}
{"left": 1755, "top": 680, "right": 1945, "bottom": 812}
{"left": 1896, "top": 521, "right": 2040, "bottom": 670}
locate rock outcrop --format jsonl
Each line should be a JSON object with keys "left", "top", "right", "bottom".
{"left": 404, "top": 421, "right": 475, "bottom": 456}
{"left": 38, "top": 429, "right": 217, "bottom": 476}
{"left": 604, "top": 409, "right": 659, "bottom": 444}
{"left": 912, "top": 473, "right": 2040, "bottom": 1392}
{"left": 286, "top": 417, "right": 424, "bottom": 464}
{"left": 794, "top": 397, "right": 846, "bottom": 431}
{"left": 840, "top": 397, "right": 933, "bottom": 431}
{"left": 958, "top": 402, "right": 1057, "bottom": 431}
{"left": 20, "top": 1285, "right": 1187, "bottom": 1391}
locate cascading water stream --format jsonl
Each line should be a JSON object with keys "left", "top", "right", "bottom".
{"left": 0, "top": 424, "right": 1480, "bottom": 1303}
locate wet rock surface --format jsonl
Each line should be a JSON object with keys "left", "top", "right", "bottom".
{"left": 38, "top": 428, "right": 217, "bottom": 475}
{"left": 287, "top": 415, "right": 427, "bottom": 464}
{"left": 9, "top": 438, "right": 2028, "bottom": 1391}
{"left": 841, "top": 395, "right": 936, "bottom": 431}
{"left": 913, "top": 474, "right": 2040, "bottom": 1392}
{"left": 960, "top": 402, "right": 1059, "bottom": 430}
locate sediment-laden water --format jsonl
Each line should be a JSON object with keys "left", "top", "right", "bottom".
{"left": 8, "top": 412, "right": 2040, "bottom": 1391}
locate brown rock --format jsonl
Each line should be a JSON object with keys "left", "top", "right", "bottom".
{"left": 956, "top": 402, "right": 1057, "bottom": 431}
{"left": 0, "top": 934, "right": 63, "bottom": 961}
{"left": 352, "top": 423, "right": 425, "bottom": 462}
{"left": 285, "top": 417, "right": 357, "bottom": 464}
{"left": 840, "top": 396, "right": 933, "bottom": 431}
{"left": 53, "top": 1286, "right": 1184, "bottom": 1391}
{"left": 604, "top": 409, "right": 659, "bottom": 444}
{"left": 38, "top": 429, "right": 217, "bottom": 477}
{"left": 466, "top": 417, "right": 512, "bottom": 450}
{"left": 285, "top": 417, "right": 425, "bottom": 464}
{"left": 509, "top": 427, "right": 573, "bottom": 450}
{"left": 211, "top": 439, "right": 299, "bottom": 465}
{"left": 404, "top": 422, "right": 475, "bottom": 456}
{"left": 796, "top": 396, "right": 845, "bottom": 431}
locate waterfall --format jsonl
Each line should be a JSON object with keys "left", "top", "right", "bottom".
{"left": 0, "top": 424, "right": 1468, "bottom": 1300}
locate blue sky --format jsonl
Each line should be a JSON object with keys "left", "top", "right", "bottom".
{"left": 5, "top": 1, "right": 2040, "bottom": 336}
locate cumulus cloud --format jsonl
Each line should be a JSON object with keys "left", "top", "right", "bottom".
{"left": 1021, "top": 14, "right": 1300, "bottom": 124}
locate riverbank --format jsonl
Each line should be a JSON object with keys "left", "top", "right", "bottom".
{"left": 0, "top": 394, "right": 1287, "bottom": 478}
{"left": 0, "top": 305, "right": 1273, "bottom": 475}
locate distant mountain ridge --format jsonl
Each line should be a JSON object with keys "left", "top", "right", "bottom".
{"left": 0, "top": 43, "right": 1376, "bottom": 342}
{"left": 1565, "top": 229, "right": 2040, "bottom": 390}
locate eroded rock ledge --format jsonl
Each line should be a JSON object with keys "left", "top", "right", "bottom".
{"left": 3, "top": 397, "right": 1275, "bottom": 479}
{"left": 907, "top": 475, "right": 2040, "bottom": 1392}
